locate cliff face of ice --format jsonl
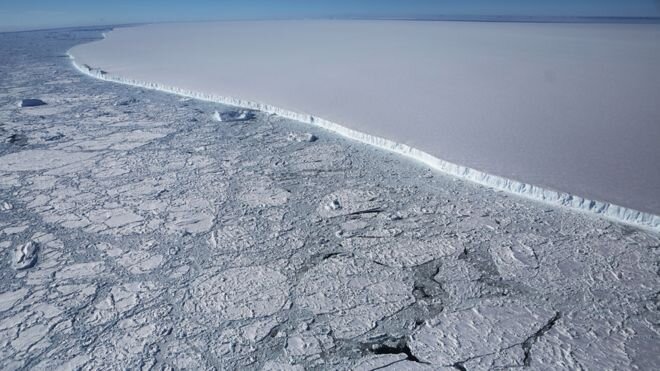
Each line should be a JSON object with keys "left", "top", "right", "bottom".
{"left": 67, "top": 21, "right": 660, "bottom": 217}
{"left": 68, "top": 57, "right": 659, "bottom": 232}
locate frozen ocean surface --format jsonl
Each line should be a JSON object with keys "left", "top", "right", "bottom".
{"left": 1, "top": 26, "right": 659, "bottom": 369}
{"left": 69, "top": 21, "right": 660, "bottom": 217}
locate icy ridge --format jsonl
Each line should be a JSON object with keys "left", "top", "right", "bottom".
{"left": 67, "top": 54, "right": 660, "bottom": 233}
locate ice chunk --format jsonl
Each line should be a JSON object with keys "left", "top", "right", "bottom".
{"left": 17, "top": 98, "right": 46, "bottom": 107}
{"left": 13, "top": 241, "right": 38, "bottom": 270}
{"left": 212, "top": 109, "right": 254, "bottom": 122}
{"left": 287, "top": 132, "right": 317, "bottom": 142}
{"left": 212, "top": 110, "right": 223, "bottom": 122}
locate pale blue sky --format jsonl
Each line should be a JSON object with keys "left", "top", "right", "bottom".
{"left": 2, "top": 0, "right": 659, "bottom": 31}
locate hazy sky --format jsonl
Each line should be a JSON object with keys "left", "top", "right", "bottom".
{"left": 2, "top": 0, "right": 660, "bottom": 31}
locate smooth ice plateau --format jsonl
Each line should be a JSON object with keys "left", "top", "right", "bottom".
{"left": 68, "top": 21, "right": 660, "bottom": 230}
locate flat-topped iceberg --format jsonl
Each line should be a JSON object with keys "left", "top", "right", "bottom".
{"left": 68, "top": 21, "right": 660, "bottom": 230}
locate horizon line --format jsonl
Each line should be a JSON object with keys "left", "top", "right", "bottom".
{"left": 3, "top": 14, "right": 660, "bottom": 33}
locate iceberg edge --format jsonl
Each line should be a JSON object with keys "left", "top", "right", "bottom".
{"left": 67, "top": 52, "right": 660, "bottom": 233}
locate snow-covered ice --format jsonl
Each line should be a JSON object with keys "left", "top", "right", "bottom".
{"left": 0, "top": 26, "right": 659, "bottom": 370}
{"left": 69, "top": 21, "right": 660, "bottom": 228}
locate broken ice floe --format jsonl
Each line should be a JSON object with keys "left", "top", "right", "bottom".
{"left": 296, "top": 256, "right": 414, "bottom": 339}
{"left": 66, "top": 129, "right": 171, "bottom": 151}
{"left": 285, "top": 331, "right": 334, "bottom": 359}
{"left": 56, "top": 261, "right": 106, "bottom": 281}
{"left": 352, "top": 353, "right": 436, "bottom": 371}
{"left": 0, "top": 150, "right": 97, "bottom": 172}
{"left": 239, "top": 183, "right": 290, "bottom": 208}
{"left": 188, "top": 266, "right": 289, "bottom": 321}
{"left": 409, "top": 300, "right": 558, "bottom": 366}
{"left": 489, "top": 234, "right": 541, "bottom": 280}
{"left": 288, "top": 144, "right": 349, "bottom": 173}
{"left": 116, "top": 250, "right": 164, "bottom": 275}
{"left": 318, "top": 189, "right": 380, "bottom": 218}
{"left": 166, "top": 198, "right": 215, "bottom": 234}
{"left": 0, "top": 288, "right": 29, "bottom": 312}
{"left": 344, "top": 236, "right": 461, "bottom": 268}
{"left": 90, "top": 282, "right": 161, "bottom": 326}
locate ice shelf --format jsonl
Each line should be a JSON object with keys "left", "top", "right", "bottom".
{"left": 68, "top": 21, "right": 660, "bottom": 231}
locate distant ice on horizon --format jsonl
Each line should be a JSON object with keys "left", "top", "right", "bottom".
{"left": 69, "top": 21, "right": 660, "bottom": 215}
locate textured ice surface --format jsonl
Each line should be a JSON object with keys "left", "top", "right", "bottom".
{"left": 0, "top": 150, "right": 96, "bottom": 171}
{"left": 69, "top": 21, "right": 660, "bottom": 225}
{"left": 0, "top": 28, "right": 658, "bottom": 370}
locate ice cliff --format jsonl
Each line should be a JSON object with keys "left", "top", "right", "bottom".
{"left": 68, "top": 57, "right": 659, "bottom": 232}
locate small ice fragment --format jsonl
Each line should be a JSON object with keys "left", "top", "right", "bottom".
{"left": 18, "top": 99, "right": 46, "bottom": 108}
{"left": 388, "top": 213, "right": 403, "bottom": 221}
{"left": 225, "top": 110, "right": 255, "bottom": 121}
{"left": 212, "top": 111, "right": 223, "bottom": 122}
{"left": 1, "top": 202, "right": 12, "bottom": 211}
{"left": 113, "top": 97, "right": 138, "bottom": 106}
{"left": 13, "top": 241, "right": 38, "bottom": 270}
{"left": 288, "top": 132, "right": 317, "bottom": 142}
{"left": 325, "top": 199, "right": 342, "bottom": 211}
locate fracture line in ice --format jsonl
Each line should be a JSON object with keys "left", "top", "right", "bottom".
{"left": 68, "top": 52, "right": 660, "bottom": 233}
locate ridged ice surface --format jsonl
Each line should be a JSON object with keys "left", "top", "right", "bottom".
{"left": 1, "top": 28, "right": 659, "bottom": 370}
{"left": 68, "top": 21, "right": 660, "bottom": 228}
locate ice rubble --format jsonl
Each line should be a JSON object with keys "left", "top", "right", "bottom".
{"left": 68, "top": 55, "right": 660, "bottom": 232}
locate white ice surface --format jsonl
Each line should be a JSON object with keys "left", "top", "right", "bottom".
{"left": 68, "top": 21, "right": 660, "bottom": 230}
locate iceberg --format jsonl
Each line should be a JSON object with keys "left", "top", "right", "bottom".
{"left": 67, "top": 21, "right": 660, "bottom": 231}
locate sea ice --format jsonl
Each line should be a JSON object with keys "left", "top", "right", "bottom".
{"left": 1, "top": 27, "right": 658, "bottom": 369}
